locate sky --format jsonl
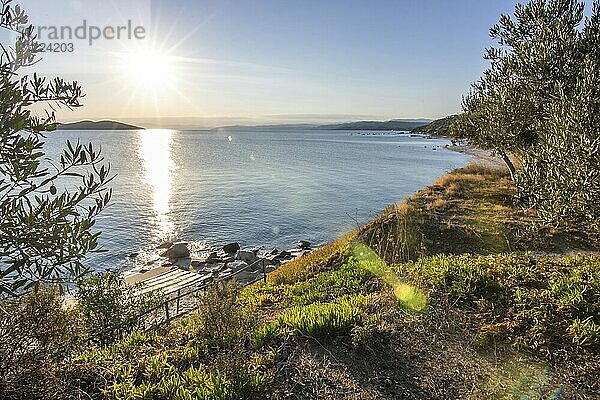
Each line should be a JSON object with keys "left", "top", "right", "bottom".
{"left": 8, "top": 0, "right": 589, "bottom": 128}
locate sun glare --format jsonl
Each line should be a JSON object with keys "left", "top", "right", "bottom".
{"left": 120, "top": 48, "right": 177, "bottom": 91}
{"left": 138, "top": 129, "right": 176, "bottom": 240}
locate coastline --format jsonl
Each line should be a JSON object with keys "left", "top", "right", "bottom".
{"left": 125, "top": 142, "right": 486, "bottom": 288}
{"left": 445, "top": 144, "right": 505, "bottom": 168}
{"left": 85, "top": 157, "right": 600, "bottom": 399}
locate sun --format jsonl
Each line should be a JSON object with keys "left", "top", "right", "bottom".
{"left": 110, "top": 40, "right": 194, "bottom": 115}
{"left": 119, "top": 47, "right": 178, "bottom": 91}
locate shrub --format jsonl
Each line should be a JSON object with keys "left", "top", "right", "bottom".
{"left": 350, "top": 314, "right": 380, "bottom": 346}
{"left": 76, "top": 282, "right": 267, "bottom": 400}
{"left": 172, "top": 280, "right": 256, "bottom": 349}
{"left": 76, "top": 271, "right": 163, "bottom": 346}
{"left": 0, "top": 286, "right": 80, "bottom": 399}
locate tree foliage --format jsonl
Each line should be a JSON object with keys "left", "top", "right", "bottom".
{"left": 0, "top": 0, "right": 112, "bottom": 295}
{"left": 451, "top": 0, "right": 599, "bottom": 231}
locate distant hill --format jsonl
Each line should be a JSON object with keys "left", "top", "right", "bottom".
{"left": 411, "top": 115, "right": 457, "bottom": 136}
{"left": 213, "top": 123, "right": 318, "bottom": 131}
{"left": 57, "top": 120, "right": 143, "bottom": 130}
{"left": 213, "top": 119, "right": 431, "bottom": 132}
{"left": 323, "top": 119, "right": 430, "bottom": 131}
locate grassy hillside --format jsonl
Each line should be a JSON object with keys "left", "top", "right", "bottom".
{"left": 61, "top": 164, "right": 599, "bottom": 399}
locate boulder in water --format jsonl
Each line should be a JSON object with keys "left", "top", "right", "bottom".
{"left": 161, "top": 242, "right": 190, "bottom": 259}
{"left": 236, "top": 250, "right": 257, "bottom": 263}
{"left": 297, "top": 240, "right": 311, "bottom": 249}
{"left": 222, "top": 242, "right": 240, "bottom": 254}
{"left": 203, "top": 252, "right": 221, "bottom": 264}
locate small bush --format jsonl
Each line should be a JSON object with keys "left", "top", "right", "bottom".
{"left": 0, "top": 286, "right": 81, "bottom": 399}
{"left": 350, "top": 314, "right": 380, "bottom": 346}
{"left": 77, "top": 281, "right": 266, "bottom": 400}
{"left": 76, "top": 271, "right": 163, "bottom": 346}
{"left": 171, "top": 280, "right": 256, "bottom": 349}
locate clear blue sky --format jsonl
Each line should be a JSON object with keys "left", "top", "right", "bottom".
{"left": 27, "top": 0, "right": 591, "bottom": 127}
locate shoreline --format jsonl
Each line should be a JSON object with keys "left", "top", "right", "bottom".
{"left": 123, "top": 240, "right": 320, "bottom": 288}
{"left": 125, "top": 142, "right": 490, "bottom": 287}
{"left": 445, "top": 144, "right": 505, "bottom": 168}
{"left": 95, "top": 161, "right": 599, "bottom": 399}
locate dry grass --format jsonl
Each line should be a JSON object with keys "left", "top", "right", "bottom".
{"left": 358, "top": 163, "right": 598, "bottom": 265}
{"left": 426, "top": 198, "right": 448, "bottom": 211}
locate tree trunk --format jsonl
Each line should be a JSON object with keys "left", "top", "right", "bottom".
{"left": 499, "top": 151, "right": 516, "bottom": 181}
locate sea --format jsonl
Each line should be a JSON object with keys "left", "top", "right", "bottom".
{"left": 42, "top": 129, "right": 472, "bottom": 271}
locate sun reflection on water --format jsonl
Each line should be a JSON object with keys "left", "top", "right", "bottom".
{"left": 138, "top": 129, "right": 176, "bottom": 240}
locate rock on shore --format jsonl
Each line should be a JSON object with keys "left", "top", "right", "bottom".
{"left": 161, "top": 242, "right": 190, "bottom": 259}
{"left": 124, "top": 239, "right": 318, "bottom": 286}
{"left": 222, "top": 242, "right": 240, "bottom": 254}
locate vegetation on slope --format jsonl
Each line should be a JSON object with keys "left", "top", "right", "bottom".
{"left": 1, "top": 2, "right": 599, "bottom": 398}
{"left": 411, "top": 115, "right": 457, "bottom": 136}
{"left": 359, "top": 164, "right": 598, "bottom": 266}
{"left": 9, "top": 164, "right": 593, "bottom": 400}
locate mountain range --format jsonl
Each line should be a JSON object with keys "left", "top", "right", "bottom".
{"left": 56, "top": 118, "right": 433, "bottom": 132}
{"left": 212, "top": 119, "right": 431, "bottom": 131}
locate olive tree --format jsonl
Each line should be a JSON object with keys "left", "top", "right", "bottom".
{"left": 0, "top": 0, "right": 112, "bottom": 295}
{"left": 451, "top": 0, "right": 599, "bottom": 231}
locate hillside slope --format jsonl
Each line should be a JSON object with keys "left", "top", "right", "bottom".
{"left": 72, "top": 164, "right": 600, "bottom": 400}
{"left": 411, "top": 115, "right": 457, "bottom": 136}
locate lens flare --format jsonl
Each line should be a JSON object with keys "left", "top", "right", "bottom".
{"left": 352, "top": 243, "right": 427, "bottom": 312}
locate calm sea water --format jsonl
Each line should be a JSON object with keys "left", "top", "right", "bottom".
{"left": 43, "top": 129, "right": 471, "bottom": 271}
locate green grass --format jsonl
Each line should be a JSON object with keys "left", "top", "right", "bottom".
{"left": 396, "top": 253, "right": 600, "bottom": 351}
{"left": 73, "top": 282, "right": 269, "bottom": 400}
{"left": 265, "top": 230, "right": 358, "bottom": 286}
{"left": 253, "top": 294, "right": 377, "bottom": 348}
{"left": 359, "top": 164, "right": 599, "bottom": 265}
{"left": 241, "top": 254, "right": 374, "bottom": 309}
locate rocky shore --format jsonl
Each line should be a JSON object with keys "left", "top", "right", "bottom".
{"left": 123, "top": 239, "right": 319, "bottom": 285}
